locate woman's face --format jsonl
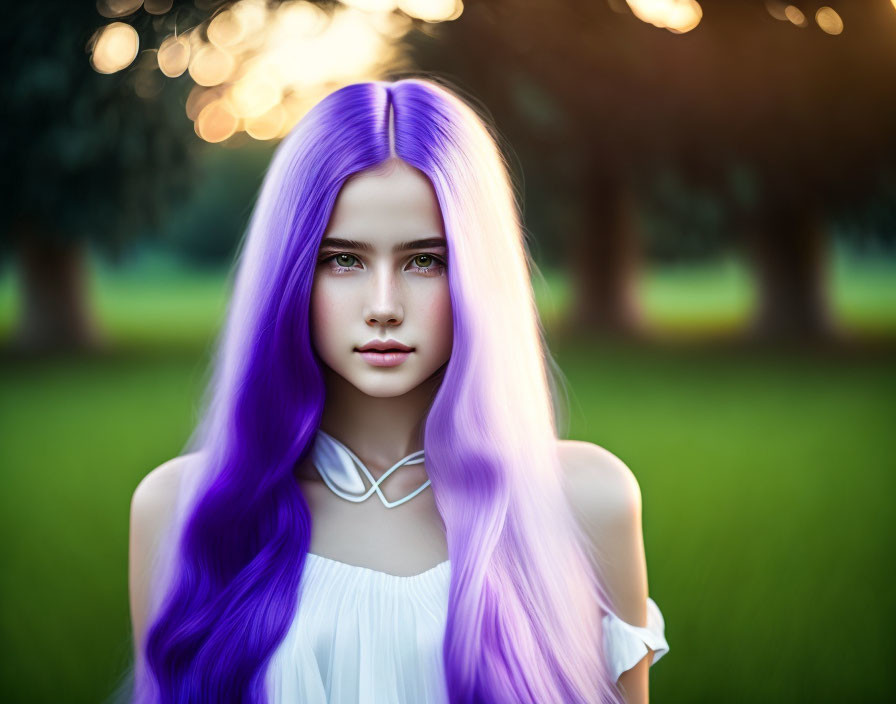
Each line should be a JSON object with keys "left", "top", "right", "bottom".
{"left": 310, "top": 159, "right": 453, "bottom": 398}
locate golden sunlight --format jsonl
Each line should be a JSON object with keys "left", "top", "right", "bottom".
{"left": 90, "top": 0, "right": 463, "bottom": 142}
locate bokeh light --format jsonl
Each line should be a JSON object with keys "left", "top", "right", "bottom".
{"left": 157, "top": 33, "right": 191, "bottom": 77}
{"left": 96, "top": 0, "right": 143, "bottom": 19}
{"left": 815, "top": 7, "right": 843, "bottom": 35}
{"left": 784, "top": 5, "right": 808, "bottom": 28}
{"left": 188, "top": 44, "right": 236, "bottom": 87}
{"left": 343, "top": 0, "right": 398, "bottom": 11}
{"left": 398, "top": 0, "right": 463, "bottom": 23}
{"left": 626, "top": 0, "right": 703, "bottom": 34}
{"left": 195, "top": 98, "right": 240, "bottom": 142}
{"left": 207, "top": 9, "right": 248, "bottom": 48}
{"left": 143, "top": 0, "right": 173, "bottom": 14}
{"left": 765, "top": 1, "right": 788, "bottom": 21}
{"left": 90, "top": 21, "right": 140, "bottom": 74}
{"left": 87, "top": 0, "right": 470, "bottom": 142}
{"left": 185, "top": 84, "right": 227, "bottom": 120}
{"left": 228, "top": 71, "right": 282, "bottom": 118}
{"left": 244, "top": 103, "right": 288, "bottom": 140}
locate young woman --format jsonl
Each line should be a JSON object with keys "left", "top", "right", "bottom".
{"left": 127, "top": 77, "right": 668, "bottom": 704}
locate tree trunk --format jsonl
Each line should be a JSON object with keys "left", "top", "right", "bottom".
{"left": 567, "top": 177, "right": 645, "bottom": 336}
{"left": 13, "top": 234, "right": 104, "bottom": 352}
{"left": 747, "top": 206, "right": 839, "bottom": 341}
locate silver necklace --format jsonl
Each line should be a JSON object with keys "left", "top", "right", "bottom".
{"left": 311, "top": 428, "right": 431, "bottom": 508}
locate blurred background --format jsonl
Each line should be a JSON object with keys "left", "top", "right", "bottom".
{"left": 1, "top": 0, "right": 894, "bottom": 702}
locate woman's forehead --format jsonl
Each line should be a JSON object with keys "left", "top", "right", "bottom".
{"left": 325, "top": 163, "right": 445, "bottom": 245}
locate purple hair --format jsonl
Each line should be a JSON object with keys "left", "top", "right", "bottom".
{"left": 133, "top": 78, "right": 625, "bottom": 704}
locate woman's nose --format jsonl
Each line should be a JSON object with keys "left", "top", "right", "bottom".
{"left": 363, "top": 265, "right": 403, "bottom": 326}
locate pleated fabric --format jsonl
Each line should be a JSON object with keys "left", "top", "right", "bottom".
{"left": 265, "top": 553, "right": 669, "bottom": 702}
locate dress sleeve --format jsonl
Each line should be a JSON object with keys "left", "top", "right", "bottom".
{"left": 601, "top": 597, "right": 670, "bottom": 682}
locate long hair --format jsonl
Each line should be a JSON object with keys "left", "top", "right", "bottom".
{"left": 134, "top": 77, "right": 625, "bottom": 704}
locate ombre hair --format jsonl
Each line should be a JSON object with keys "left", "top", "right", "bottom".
{"left": 131, "top": 77, "right": 626, "bottom": 704}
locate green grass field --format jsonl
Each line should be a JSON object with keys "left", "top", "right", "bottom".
{"left": 0, "top": 253, "right": 894, "bottom": 703}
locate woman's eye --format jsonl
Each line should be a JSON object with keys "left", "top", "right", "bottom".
{"left": 318, "top": 253, "right": 359, "bottom": 270}
{"left": 334, "top": 253, "right": 357, "bottom": 268}
{"left": 410, "top": 254, "right": 447, "bottom": 274}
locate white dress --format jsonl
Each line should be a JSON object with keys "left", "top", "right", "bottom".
{"left": 265, "top": 551, "right": 670, "bottom": 703}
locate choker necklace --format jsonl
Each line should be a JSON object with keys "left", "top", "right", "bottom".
{"left": 311, "top": 429, "right": 431, "bottom": 508}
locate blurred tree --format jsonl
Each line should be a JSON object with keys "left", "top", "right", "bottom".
{"left": 410, "top": 0, "right": 896, "bottom": 340}
{"left": 0, "top": 2, "right": 202, "bottom": 350}
{"left": 831, "top": 169, "right": 896, "bottom": 258}
{"left": 6, "top": 0, "right": 892, "bottom": 347}
{"left": 160, "top": 141, "right": 275, "bottom": 267}
{"left": 698, "top": 1, "right": 896, "bottom": 339}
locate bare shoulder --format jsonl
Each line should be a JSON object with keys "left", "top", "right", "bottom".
{"left": 557, "top": 439, "right": 642, "bottom": 521}
{"left": 556, "top": 439, "right": 648, "bottom": 626}
{"left": 130, "top": 452, "right": 205, "bottom": 550}
{"left": 131, "top": 454, "right": 193, "bottom": 520}
{"left": 129, "top": 452, "right": 203, "bottom": 652}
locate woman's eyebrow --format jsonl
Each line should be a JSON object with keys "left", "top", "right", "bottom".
{"left": 319, "top": 237, "right": 447, "bottom": 252}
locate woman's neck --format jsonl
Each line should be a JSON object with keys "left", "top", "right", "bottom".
{"left": 317, "top": 368, "right": 443, "bottom": 478}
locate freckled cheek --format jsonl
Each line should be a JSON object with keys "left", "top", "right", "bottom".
{"left": 310, "top": 281, "right": 347, "bottom": 350}
{"left": 418, "top": 285, "right": 453, "bottom": 355}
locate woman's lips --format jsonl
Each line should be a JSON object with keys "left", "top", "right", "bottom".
{"left": 357, "top": 350, "right": 413, "bottom": 367}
